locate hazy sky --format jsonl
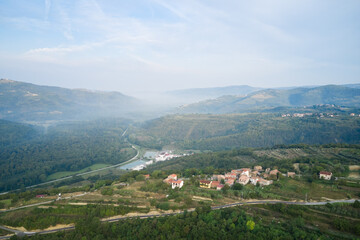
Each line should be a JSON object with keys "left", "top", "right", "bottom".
{"left": 0, "top": 0, "right": 359, "bottom": 96}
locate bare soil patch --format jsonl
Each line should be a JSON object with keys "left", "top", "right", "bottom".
{"left": 349, "top": 165, "right": 360, "bottom": 171}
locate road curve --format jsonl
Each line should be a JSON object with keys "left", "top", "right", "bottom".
{"left": 0, "top": 129, "right": 139, "bottom": 195}
{"left": 1, "top": 199, "right": 358, "bottom": 239}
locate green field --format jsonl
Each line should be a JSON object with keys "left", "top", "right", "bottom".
{"left": 0, "top": 199, "right": 11, "bottom": 208}
{"left": 46, "top": 163, "right": 111, "bottom": 181}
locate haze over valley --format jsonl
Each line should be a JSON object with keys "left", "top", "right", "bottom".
{"left": 1, "top": 1, "right": 360, "bottom": 239}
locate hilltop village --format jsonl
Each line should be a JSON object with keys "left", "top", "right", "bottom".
{"left": 163, "top": 166, "right": 333, "bottom": 190}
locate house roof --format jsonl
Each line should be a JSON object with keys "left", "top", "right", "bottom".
{"left": 319, "top": 171, "right": 332, "bottom": 175}
{"left": 211, "top": 181, "right": 220, "bottom": 187}
{"left": 200, "top": 180, "right": 211, "bottom": 184}
{"left": 270, "top": 169, "right": 280, "bottom": 175}
{"left": 239, "top": 175, "right": 249, "bottom": 181}
{"left": 257, "top": 178, "right": 267, "bottom": 183}
{"left": 172, "top": 180, "right": 183, "bottom": 184}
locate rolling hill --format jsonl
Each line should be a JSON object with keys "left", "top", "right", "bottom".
{"left": 163, "top": 85, "right": 262, "bottom": 104}
{"left": 130, "top": 113, "right": 360, "bottom": 151}
{"left": 0, "top": 79, "right": 143, "bottom": 122}
{"left": 177, "top": 85, "right": 360, "bottom": 114}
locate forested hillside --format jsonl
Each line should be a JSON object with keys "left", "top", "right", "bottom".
{"left": 0, "top": 119, "right": 136, "bottom": 191}
{"left": 130, "top": 113, "right": 360, "bottom": 150}
{"left": 0, "top": 119, "right": 39, "bottom": 148}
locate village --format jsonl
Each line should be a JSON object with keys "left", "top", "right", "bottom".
{"left": 162, "top": 166, "right": 333, "bottom": 191}
{"left": 130, "top": 151, "right": 189, "bottom": 171}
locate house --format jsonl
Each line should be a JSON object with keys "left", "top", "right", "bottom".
{"left": 170, "top": 180, "right": 184, "bottom": 189}
{"left": 257, "top": 178, "right": 273, "bottom": 186}
{"left": 265, "top": 168, "right": 271, "bottom": 173}
{"left": 144, "top": 174, "right": 150, "bottom": 180}
{"left": 231, "top": 169, "right": 243, "bottom": 174}
{"left": 250, "top": 177, "right": 259, "bottom": 185}
{"left": 163, "top": 174, "right": 178, "bottom": 184}
{"left": 319, "top": 171, "right": 332, "bottom": 180}
{"left": 254, "top": 166, "right": 263, "bottom": 171}
{"left": 287, "top": 172, "right": 296, "bottom": 178}
{"left": 238, "top": 175, "right": 250, "bottom": 185}
{"left": 240, "top": 168, "right": 251, "bottom": 177}
{"left": 225, "top": 178, "right": 235, "bottom": 186}
{"left": 251, "top": 171, "right": 259, "bottom": 178}
{"left": 199, "top": 180, "right": 212, "bottom": 188}
{"left": 213, "top": 175, "right": 225, "bottom": 181}
{"left": 262, "top": 173, "right": 269, "bottom": 179}
{"left": 168, "top": 174, "right": 177, "bottom": 180}
{"left": 211, "top": 181, "right": 221, "bottom": 188}
{"left": 216, "top": 184, "right": 224, "bottom": 191}
{"left": 225, "top": 172, "right": 237, "bottom": 179}
{"left": 269, "top": 169, "right": 280, "bottom": 176}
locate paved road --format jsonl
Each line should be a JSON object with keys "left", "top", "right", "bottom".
{"left": 1, "top": 199, "right": 357, "bottom": 239}
{"left": 20, "top": 144, "right": 139, "bottom": 190}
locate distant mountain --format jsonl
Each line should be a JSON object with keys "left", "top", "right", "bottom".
{"left": 0, "top": 79, "right": 144, "bottom": 122}
{"left": 177, "top": 85, "right": 360, "bottom": 114}
{"left": 163, "top": 85, "right": 262, "bottom": 104}
{"left": 343, "top": 83, "right": 360, "bottom": 89}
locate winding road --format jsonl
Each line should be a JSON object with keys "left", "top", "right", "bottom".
{"left": 0, "top": 128, "right": 140, "bottom": 194}
{"left": 0, "top": 199, "right": 357, "bottom": 239}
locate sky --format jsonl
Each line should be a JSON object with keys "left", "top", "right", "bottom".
{"left": 0, "top": 0, "right": 359, "bottom": 96}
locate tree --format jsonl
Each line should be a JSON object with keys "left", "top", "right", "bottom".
{"left": 353, "top": 200, "right": 360, "bottom": 208}
{"left": 136, "top": 175, "right": 145, "bottom": 181}
{"left": 246, "top": 220, "right": 255, "bottom": 231}
{"left": 222, "top": 184, "right": 230, "bottom": 194}
{"left": 232, "top": 183, "right": 243, "bottom": 191}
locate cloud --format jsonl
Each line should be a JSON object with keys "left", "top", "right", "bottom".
{"left": 44, "top": 0, "right": 51, "bottom": 21}
{"left": 53, "top": 1, "right": 73, "bottom": 40}
{"left": 1, "top": 0, "right": 359, "bottom": 92}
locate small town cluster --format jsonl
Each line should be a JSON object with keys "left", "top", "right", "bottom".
{"left": 132, "top": 151, "right": 186, "bottom": 171}
{"left": 201, "top": 166, "right": 279, "bottom": 191}
{"left": 161, "top": 167, "right": 333, "bottom": 190}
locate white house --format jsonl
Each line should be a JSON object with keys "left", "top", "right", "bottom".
{"left": 240, "top": 168, "right": 251, "bottom": 177}
{"left": 171, "top": 180, "right": 184, "bottom": 189}
{"left": 319, "top": 171, "right": 332, "bottom": 180}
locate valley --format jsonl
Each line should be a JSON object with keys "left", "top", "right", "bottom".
{"left": 1, "top": 1, "right": 359, "bottom": 238}
{"left": 1, "top": 80, "right": 360, "bottom": 239}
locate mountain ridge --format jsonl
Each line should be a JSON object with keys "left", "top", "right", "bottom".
{"left": 177, "top": 84, "right": 360, "bottom": 114}
{"left": 0, "top": 79, "right": 142, "bottom": 122}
